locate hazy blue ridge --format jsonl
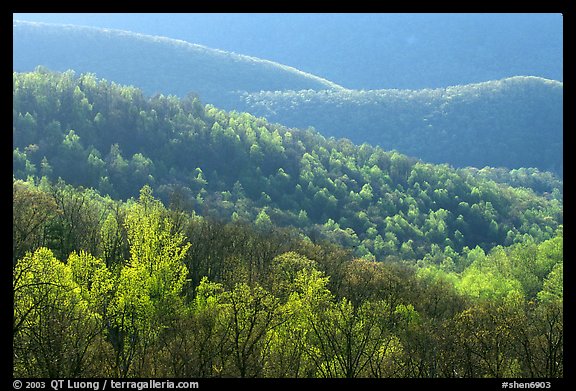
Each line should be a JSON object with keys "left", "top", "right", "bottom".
{"left": 236, "top": 77, "right": 563, "bottom": 175}
{"left": 13, "top": 13, "right": 563, "bottom": 90}
{"left": 13, "top": 20, "right": 345, "bottom": 110}
{"left": 13, "top": 20, "right": 563, "bottom": 175}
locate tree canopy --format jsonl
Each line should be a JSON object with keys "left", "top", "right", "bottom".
{"left": 238, "top": 77, "right": 563, "bottom": 175}
{"left": 13, "top": 69, "right": 562, "bottom": 263}
{"left": 13, "top": 69, "right": 563, "bottom": 379}
{"left": 13, "top": 179, "right": 563, "bottom": 378}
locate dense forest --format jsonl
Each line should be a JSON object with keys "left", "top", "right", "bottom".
{"left": 14, "top": 21, "right": 563, "bottom": 175}
{"left": 237, "top": 77, "right": 563, "bottom": 174}
{"left": 13, "top": 181, "right": 563, "bottom": 378}
{"left": 13, "top": 69, "right": 563, "bottom": 378}
{"left": 13, "top": 69, "right": 563, "bottom": 262}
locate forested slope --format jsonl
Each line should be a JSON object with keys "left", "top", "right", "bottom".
{"left": 237, "top": 77, "right": 563, "bottom": 174}
{"left": 13, "top": 179, "right": 563, "bottom": 378}
{"left": 12, "top": 69, "right": 563, "bottom": 379}
{"left": 13, "top": 69, "right": 562, "bottom": 262}
{"left": 14, "top": 21, "right": 562, "bottom": 174}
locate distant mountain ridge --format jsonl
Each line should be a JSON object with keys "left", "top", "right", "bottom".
{"left": 13, "top": 20, "right": 344, "bottom": 109}
{"left": 13, "top": 13, "right": 563, "bottom": 90}
{"left": 235, "top": 76, "right": 563, "bottom": 175}
{"left": 13, "top": 20, "right": 563, "bottom": 175}
{"left": 12, "top": 69, "right": 562, "bottom": 263}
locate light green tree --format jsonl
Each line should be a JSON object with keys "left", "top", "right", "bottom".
{"left": 13, "top": 248, "right": 104, "bottom": 377}
{"left": 108, "top": 185, "right": 190, "bottom": 377}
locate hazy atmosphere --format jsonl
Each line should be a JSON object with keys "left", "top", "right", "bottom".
{"left": 13, "top": 13, "right": 563, "bottom": 384}
{"left": 13, "top": 13, "right": 563, "bottom": 89}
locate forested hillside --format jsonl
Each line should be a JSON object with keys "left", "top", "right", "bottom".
{"left": 13, "top": 69, "right": 563, "bottom": 378}
{"left": 14, "top": 21, "right": 562, "bottom": 174}
{"left": 13, "top": 69, "right": 562, "bottom": 262}
{"left": 237, "top": 77, "right": 563, "bottom": 174}
{"left": 13, "top": 20, "right": 343, "bottom": 109}
{"left": 13, "top": 180, "right": 563, "bottom": 378}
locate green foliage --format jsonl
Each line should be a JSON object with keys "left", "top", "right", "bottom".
{"left": 13, "top": 70, "right": 562, "bottom": 265}
{"left": 105, "top": 185, "right": 191, "bottom": 376}
{"left": 239, "top": 77, "right": 563, "bottom": 175}
{"left": 13, "top": 179, "right": 61, "bottom": 264}
{"left": 13, "top": 248, "right": 105, "bottom": 377}
{"left": 220, "top": 282, "right": 283, "bottom": 377}
{"left": 12, "top": 181, "right": 563, "bottom": 378}
{"left": 12, "top": 69, "right": 563, "bottom": 378}
{"left": 453, "top": 232, "right": 563, "bottom": 301}
{"left": 537, "top": 262, "right": 562, "bottom": 304}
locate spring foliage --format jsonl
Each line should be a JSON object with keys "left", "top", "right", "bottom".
{"left": 13, "top": 180, "right": 562, "bottom": 378}
{"left": 13, "top": 69, "right": 562, "bottom": 378}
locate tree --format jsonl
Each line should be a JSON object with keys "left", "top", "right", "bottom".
{"left": 154, "top": 276, "right": 227, "bottom": 377}
{"left": 254, "top": 208, "right": 273, "bottom": 231}
{"left": 305, "top": 296, "right": 393, "bottom": 378}
{"left": 13, "top": 180, "right": 60, "bottom": 265}
{"left": 220, "top": 282, "right": 283, "bottom": 377}
{"left": 107, "top": 185, "right": 190, "bottom": 377}
{"left": 454, "top": 294, "right": 525, "bottom": 378}
{"left": 45, "top": 181, "right": 106, "bottom": 261}
{"left": 13, "top": 248, "right": 105, "bottom": 377}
